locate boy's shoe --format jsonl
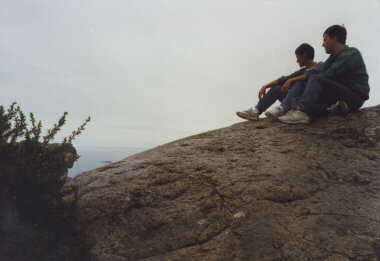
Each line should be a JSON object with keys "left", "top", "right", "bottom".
{"left": 265, "top": 105, "right": 285, "bottom": 120}
{"left": 327, "top": 100, "right": 350, "bottom": 115}
{"left": 278, "top": 110, "right": 311, "bottom": 124}
{"left": 236, "top": 109, "right": 259, "bottom": 121}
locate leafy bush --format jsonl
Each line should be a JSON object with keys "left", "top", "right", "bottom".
{"left": 0, "top": 102, "right": 91, "bottom": 260}
{"left": 0, "top": 102, "right": 90, "bottom": 146}
{"left": 0, "top": 101, "right": 90, "bottom": 203}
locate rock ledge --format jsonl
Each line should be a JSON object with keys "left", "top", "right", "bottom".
{"left": 66, "top": 106, "right": 380, "bottom": 261}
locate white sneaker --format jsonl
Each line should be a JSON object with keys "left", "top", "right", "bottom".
{"left": 236, "top": 108, "right": 259, "bottom": 121}
{"left": 265, "top": 105, "right": 285, "bottom": 120}
{"left": 278, "top": 110, "right": 311, "bottom": 124}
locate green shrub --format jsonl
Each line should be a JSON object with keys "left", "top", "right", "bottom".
{"left": 0, "top": 101, "right": 90, "bottom": 203}
{"left": 0, "top": 102, "right": 90, "bottom": 146}
{"left": 0, "top": 102, "right": 91, "bottom": 260}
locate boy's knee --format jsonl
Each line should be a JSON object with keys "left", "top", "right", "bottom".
{"left": 308, "top": 74, "right": 323, "bottom": 82}
{"left": 269, "top": 85, "right": 282, "bottom": 94}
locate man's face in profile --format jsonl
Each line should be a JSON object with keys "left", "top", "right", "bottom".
{"left": 322, "top": 34, "right": 335, "bottom": 54}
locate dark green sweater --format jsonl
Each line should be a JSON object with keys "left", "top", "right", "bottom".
{"left": 319, "top": 45, "right": 369, "bottom": 100}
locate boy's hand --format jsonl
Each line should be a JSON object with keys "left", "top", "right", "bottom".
{"left": 258, "top": 85, "right": 268, "bottom": 99}
{"left": 281, "top": 79, "right": 292, "bottom": 93}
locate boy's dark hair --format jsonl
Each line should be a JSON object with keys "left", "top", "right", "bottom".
{"left": 295, "top": 43, "right": 315, "bottom": 60}
{"left": 324, "top": 25, "right": 347, "bottom": 44}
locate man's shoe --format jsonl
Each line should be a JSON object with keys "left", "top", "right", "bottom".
{"left": 278, "top": 110, "right": 311, "bottom": 124}
{"left": 327, "top": 100, "right": 350, "bottom": 115}
{"left": 265, "top": 105, "right": 285, "bottom": 120}
{"left": 236, "top": 109, "right": 259, "bottom": 121}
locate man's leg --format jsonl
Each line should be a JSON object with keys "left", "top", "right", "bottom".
{"left": 296, "top": 75, "right": 364, "bottom": 116}
{"left": 294, "top": 75, "right": 333, "bottom": 116}
{"left": 279, "top": 75, "right": 365, "bottom": 124}
{"left": 318, "top": 77, "right": 365, "bottom": 112}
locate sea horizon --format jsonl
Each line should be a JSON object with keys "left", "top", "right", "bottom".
{"left": 68, "top": 145, "right": 147, "bottom": 177}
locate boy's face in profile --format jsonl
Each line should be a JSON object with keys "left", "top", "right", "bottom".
{"left": 296, "top": 53, "right": 307, "bottom": 68}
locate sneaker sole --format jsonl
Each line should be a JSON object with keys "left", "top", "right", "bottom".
{"left": 236, "top": 112, "right": 259, "bottom": 121}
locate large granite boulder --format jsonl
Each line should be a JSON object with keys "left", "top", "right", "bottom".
{"left": 65, "top": 105, "right": 380, "bottom": 261}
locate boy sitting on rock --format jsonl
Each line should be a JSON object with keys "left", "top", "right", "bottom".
{"left": 278, "top": 25, "right": 370, "bottom": 124}
{"left": 236, "top": 43, "right": 322, "bottom": 121}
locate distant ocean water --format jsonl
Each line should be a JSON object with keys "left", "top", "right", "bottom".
{"left": 68, "top": 146, "right": 146, "bottom": 177}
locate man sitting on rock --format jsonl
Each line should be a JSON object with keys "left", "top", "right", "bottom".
{"left": 278, "top": 25, "right": 370, "bottom": 124}
{"left": 236, "top": 43, "right": 322, "bottom": 121}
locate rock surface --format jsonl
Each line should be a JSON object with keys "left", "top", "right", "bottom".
{"left": 66, "top": 106, "right": 380, "bottom": 261}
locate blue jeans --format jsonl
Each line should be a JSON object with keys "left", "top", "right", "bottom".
{"left": 295, "top": 75, "right": 365, "bottom": 116}
{"left": 255, "top": 82, "right": 306, "bottom": 113}
{"left": 281, "top": 81, "right": 306, "bottom": 111}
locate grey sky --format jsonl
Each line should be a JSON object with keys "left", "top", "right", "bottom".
{"left": 1, "top": 0, "right": 380, "bottom": 148}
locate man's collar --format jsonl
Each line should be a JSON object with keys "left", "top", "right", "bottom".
{"left": 335, "top": 45, "right": 347, "bottom": 55}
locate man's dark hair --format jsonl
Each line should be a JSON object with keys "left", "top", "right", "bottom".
{"left": 295, "top": 43, "right": 315, "bottom": 60}
{"left": 324, "top": 25, "right": 347, "bottom": 44}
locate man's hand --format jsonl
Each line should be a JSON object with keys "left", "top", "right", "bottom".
{"left": 258, "top": 85, "right": 268, "bottom": 99}
{"left": 281, "top": 79, "right": 292, "bottom": 93}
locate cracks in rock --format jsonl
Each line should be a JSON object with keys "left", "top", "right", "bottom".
{"left": 315, "top": 162, "right": 368, "bottom": 186}
{"left": 314, "top": 161, "right": 336, "bottom": 182}
{"left": 149, "top": 174, "right": 181, "bottom": 187}
{"left": 348, "top": 229, "right": 380, "bottom": 244}
{"left": 181, "top": 225, "right": 230, "bottom": 251}
{"left": 272, "top": 215, "right": 296, "bottom": 261}
{"left": 161, "top": 184, "right": 190, "bottom": 200}
{"left": 271, "top": 241, "right": 285, "bottom": 261}
{"left": 300, "top": 231, "right": 377, "bottom": 261}
{"left": 197, "top": 174, "right": 236, "bottom": 214}
{"left": 362, "top": 152, "right": 379, "bottom": 161}
{"left": 98, "top": 164, "right": 120, "bottom": 172}
{"left": 320, "top": 249, "right": 352, "bottom": 260}
{"left": 282, "top": 224, "right": 355, "bottom": 261}
{"left": 272, "top": 210, "right": 380, "bottom": 260}
{"left": 137, "top": 225, "right": 231, "bottom": 260}
{"left": 304, "top": 212, "right": 380, "bottom": 224}
{"left": 258, "top": 185, "right": 326, "bottom": 204}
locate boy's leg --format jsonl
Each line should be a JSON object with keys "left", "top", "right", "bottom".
{"left": 255, "top": 85, "right": 287, "bottom": 113}
{"left": 281, "top": 81, "right": 306, "bottom": 111}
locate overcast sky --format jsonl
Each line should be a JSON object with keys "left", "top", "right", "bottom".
{"left": 1, "top": 0, "right": 380, "bottom": 149}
